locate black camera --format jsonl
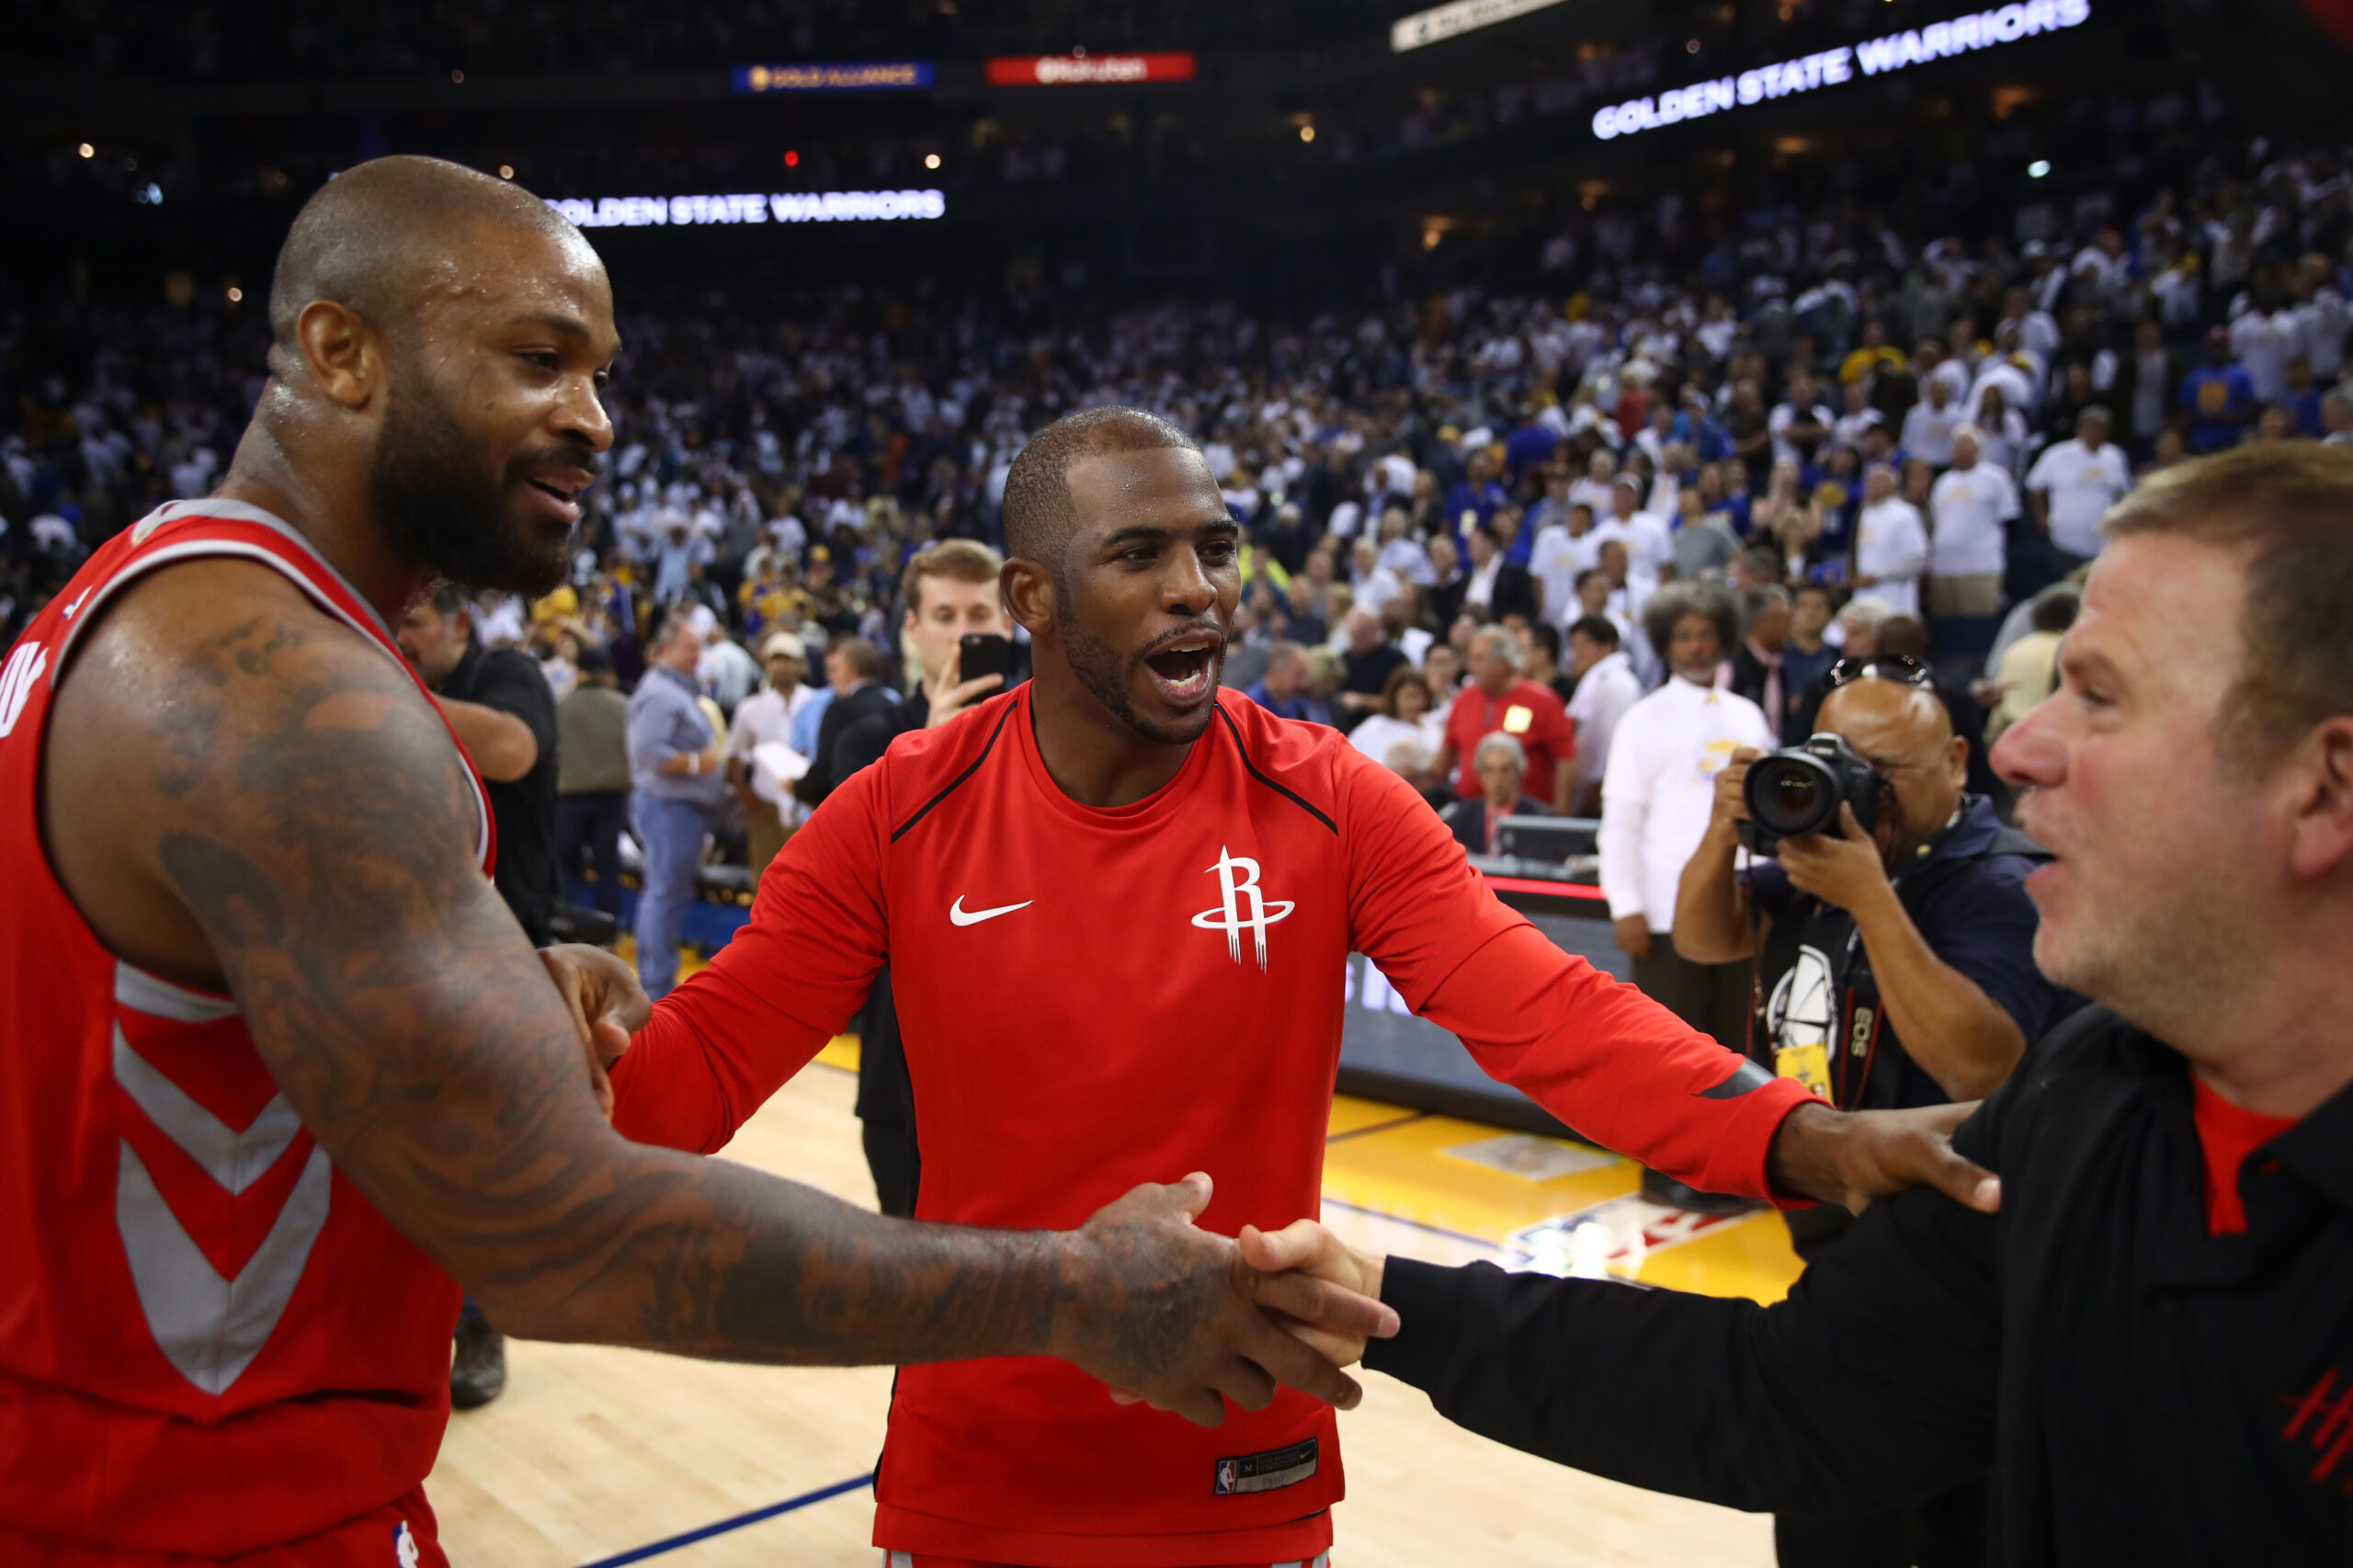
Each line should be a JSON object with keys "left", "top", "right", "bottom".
{"left": 1738, "top": 733, "right": 1884, "bottom": 857}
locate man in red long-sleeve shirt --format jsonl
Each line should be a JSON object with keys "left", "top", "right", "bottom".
{"left": 586, "top": 406, "right": 1998, "bottom": 1568}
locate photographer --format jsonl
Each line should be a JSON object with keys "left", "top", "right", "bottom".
{"left": 1673, "top": 654, "right": 2076, "bottom": 1566}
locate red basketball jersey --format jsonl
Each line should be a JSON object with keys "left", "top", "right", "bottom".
{"left": 0, "top": 500, "right": 493, "bottom": 1562}
{"left": 614, "top": 683, "right": 1813, "bottom": 1567}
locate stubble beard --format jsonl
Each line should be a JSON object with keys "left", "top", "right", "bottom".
{"left": 2036, "top": 872, "right": 2263, "bottom": 1049}
{"left": 1053, "top": 574, "right": 1218, "bottom": 749}
{"left": 367, "top": 365, "right": 577, "bottom": 598}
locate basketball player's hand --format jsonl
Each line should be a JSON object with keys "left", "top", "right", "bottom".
{"left": 1768, "top": 1100, "right": 2000, "bottom": 1216}
{"left": 1237, "top": 1221, "right": 1385, "bottom": 1368}
{"left": 1058, "top": 1173, "right": 1399, "bottom": 1428}
{"left": 537, "top": 944, "right": 652, "bottom": 1118}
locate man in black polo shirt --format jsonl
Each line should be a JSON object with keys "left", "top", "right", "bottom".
{"left": 396, "top": 581, "right": 561, "bottom": 1408}
{"left": 396, "top": 584, "right": 561, "bottom": 944}
{"left": 1249, "top": 445, "right": 2353, "bottom": 1565}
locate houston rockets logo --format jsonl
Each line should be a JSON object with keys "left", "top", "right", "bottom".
{"left": 2281, "top": 1366, "right": 2353, "bottom": 1493}
{"left": 1190, "top": 846, "right": 1294, "bottom": 971}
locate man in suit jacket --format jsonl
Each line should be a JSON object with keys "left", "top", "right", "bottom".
{"left": 1461, "top": 523, "right": 1539, "bottom": 625}
{"left": 1440, "top": 732, "right": 1553, "bottom": 857}
{"left": 791, "top": 634, "right": 900, "bottom": 807}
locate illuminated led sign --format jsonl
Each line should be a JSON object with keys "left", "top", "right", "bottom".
{"left": 1390, "top": 0, "right": 1574, "bottom": 53}
{"left": 732, "top": 62, "right": 935, "bottom": 92}
{"left": 983, "top": 51, "right": 1197, "bottom": 85}
{"left": 1591, "top": 0, "right": 2092, "bottom": 141}
{"left": 549, "top": 191, "right": 947, "bottom": 228}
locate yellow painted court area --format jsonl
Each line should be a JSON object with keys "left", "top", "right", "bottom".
{"left": 830, "top": 1030, "right": 1800, "bottom": 1306}
{"left": 435, "top": 1032, "right": 1799, "bottom": 1566}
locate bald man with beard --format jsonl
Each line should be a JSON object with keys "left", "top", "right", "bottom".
{"left": 0, "top": 158, "right": 1392, "bottom": 1565}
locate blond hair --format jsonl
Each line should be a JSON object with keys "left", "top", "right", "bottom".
{"left": 901, "top": 539, "right": 1005, "bottom": 615}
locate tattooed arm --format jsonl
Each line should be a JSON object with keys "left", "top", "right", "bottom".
{"left": 41, "top": 562, "right": 1390, "bottom": 1422}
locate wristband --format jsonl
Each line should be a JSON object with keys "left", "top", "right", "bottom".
{"left": 688, "top": 752, "right": 699, "bottom": 776}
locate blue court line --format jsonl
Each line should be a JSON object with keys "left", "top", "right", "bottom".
{"left": 574, "top": 1471, "right": 874, "bottom": 1568}
{"left": 1317, "top": 1193, "right": 1498, "bottom": 1252}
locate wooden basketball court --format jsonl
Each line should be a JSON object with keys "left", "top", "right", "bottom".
{"left": 432, "top": 1039, "right": 1797, "bottom": 1566}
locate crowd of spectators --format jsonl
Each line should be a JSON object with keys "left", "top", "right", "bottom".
{"left": 5, "top": 109, "right": 2349, "bottom": 933}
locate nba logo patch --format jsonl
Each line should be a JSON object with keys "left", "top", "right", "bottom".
{"left": 392, "top": 1520, "right": 421, "bottom": 1567}
{"left": 1212, "top": 1437, "right": 1318, "bottom": 1495}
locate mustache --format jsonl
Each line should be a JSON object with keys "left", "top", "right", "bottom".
{"left": 1137, "top": 619, "right": 1226, "bottom": 658}
{"left": 510, "top": 442, "right": 605, "bottom": 488}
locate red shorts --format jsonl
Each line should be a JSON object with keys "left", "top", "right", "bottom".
{"left": 0, "top": 1487, "right": 445, "bottom": 1568}
{"left": 888, "top": 1555, "right": 1330, "bottom": 1568}
{"left": 884, "top": 1544, "right": 1326, "bottom": 1553}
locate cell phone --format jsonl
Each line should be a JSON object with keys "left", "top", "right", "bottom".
{"left": 958, "top": 632, "right": 1011, "bottom": 692}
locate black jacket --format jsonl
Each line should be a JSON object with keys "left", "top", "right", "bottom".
{"left": 1367, "top": 1006, "right": 2353, "bottom": 1564}
{"left": 1725, "top": 641, "right": 1777, "bottom": 715}
{"left": 1467, "top": 562, "right": 1540, "bottom": 625}
{"left": 1438, "top": 794, "right": 1549, "bottom": 857}
{"left": 835, "top": 689, "right": 927, "bottom": 784}
{"left": 792, "top": 680, "right": 901, "bottom": 806}
{"left": 436, "top": 633, "right": 559, "bottom": 944}
{"left": 1427, "top": 573, "right": 1468, "bottom": 631}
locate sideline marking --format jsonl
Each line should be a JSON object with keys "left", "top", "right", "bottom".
{"left": 1319, "top": 1193, "right": 1496, "bottom": 1251}
{"left": 573, "top": 1472, "right": 874, "bottom": 1568}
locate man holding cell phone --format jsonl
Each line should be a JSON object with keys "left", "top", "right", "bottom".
{"left": 832, "top": 539, "right": 1017, "bottom": 779}
{"left": 831, "top": 539, "right": 1018, "bottom": 1214}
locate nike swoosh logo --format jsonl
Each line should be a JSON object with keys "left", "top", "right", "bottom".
{"left": 949, "top": 896, "right": 1033, "bottom": 926}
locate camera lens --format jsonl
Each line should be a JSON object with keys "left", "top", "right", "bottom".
{"left": 1772, "top": 772, "right": 1821, "bottom": 819}
{"left": 1745, "top": 753, "right": 1840, "bottom": 839}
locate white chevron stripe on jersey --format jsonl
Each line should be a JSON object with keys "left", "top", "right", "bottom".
{"left": 114, "top": 1138, "right": 331, "bottom": 1396}
{"left": 113, "top": 961, "right": 239, "bottom": 1024}
{"left": 112, "top": 1027, "right": 302, "bottom": 1195}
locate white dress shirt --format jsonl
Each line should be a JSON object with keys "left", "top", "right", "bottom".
{"left": 1597, "top": 676, "right": 1775, "bottom": 932}
{"left": 1853, "top": 497, "right": 1929, "bottom": 618}
{"left": 1462, "top": 555, "right": 1504, "bottom": 618}
{"left": 727, "top": 683, "right": 812, "bottom": 824}
{"left": 1566, "top": 649, "right": 1643, "bottom": 801}
{"left": 2025, "top": 437, "right": 2133, "bottom": 559}
{"left": 1927, "top": 464, "right": 2020, "bottom": 578}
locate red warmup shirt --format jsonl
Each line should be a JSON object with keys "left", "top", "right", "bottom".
{"left": 2191, "top": 1075, "right": 2298, "bottom": 1236}
{"left": 1442, "top": 677, "right": 1574, "bottom": 802}
{"left": 0, "top": 501, "right": 493, "bottom": 1564}
{"left": 611, "top": 683, "right": 1813, "bottom": 1568}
